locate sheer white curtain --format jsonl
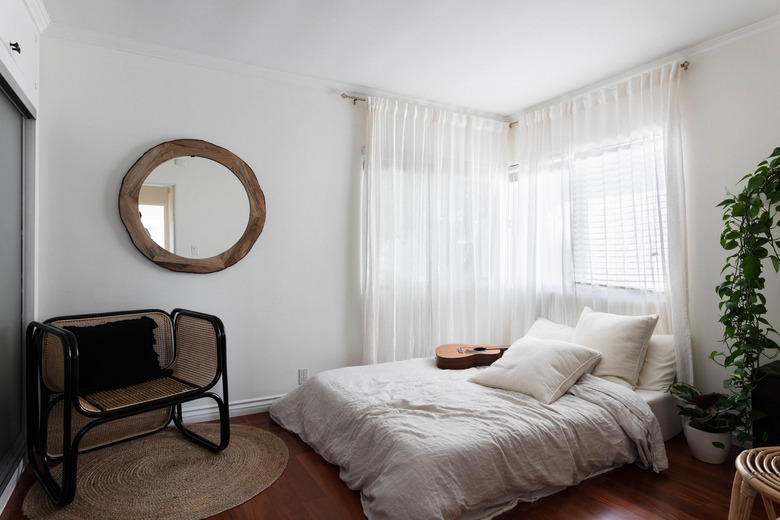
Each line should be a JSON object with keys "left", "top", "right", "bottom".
{"left": 509, "top": 62, "right": 692, "bottom": 383}
{"left": 362, "top": 97, "right": 509, "bottom": 364}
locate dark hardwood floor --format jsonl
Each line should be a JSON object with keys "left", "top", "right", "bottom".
{"left": 1, "top": 412, "right": 765, "bottom": 520}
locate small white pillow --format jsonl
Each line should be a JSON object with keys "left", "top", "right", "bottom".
{"left": 571, "top": 307, "right": 659, "bottom": 390}
{"left": 525, "top": 317, "right": 575, "bottom": 342}
{"left": 469, "top": 337, "right": 602, "bottom": 404}
{"left": 637, "top": 335, "right": 677, "bottom": 392}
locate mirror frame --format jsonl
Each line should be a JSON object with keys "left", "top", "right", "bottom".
{"left": 119, "top": 139, "right": 266, "bottom": 273}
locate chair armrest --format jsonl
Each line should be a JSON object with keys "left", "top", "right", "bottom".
{"left": 27, "top": 321, "right": 79, "bottom": 396}
{"left": 170, "top": 309, "right": 226, "bottom": 390}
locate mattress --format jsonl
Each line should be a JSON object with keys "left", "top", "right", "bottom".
{"left": 636, "top": 388, "right": 682, "bottom": 441}
{"left": 270, "top": 357, "right": 668, "bottom": 520}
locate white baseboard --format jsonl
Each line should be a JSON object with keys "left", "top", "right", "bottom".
{"left": 181, "top": 394, "right": 285, "bottom": 424}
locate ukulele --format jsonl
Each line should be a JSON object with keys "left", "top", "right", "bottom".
{"left": 435, "top": 343, "right": 510, "bottom": 370}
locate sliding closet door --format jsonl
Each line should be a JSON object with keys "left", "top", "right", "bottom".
{"left": 0, "top": 87, "right": 24, "bottom": 491}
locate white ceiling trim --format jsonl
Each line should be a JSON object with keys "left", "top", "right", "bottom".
{"left": 683, "top": 11, "right": 780, "bottom": 59}
{"left": 42, "top": 11, "right": 780, "bottom": 121}
{"left": 23, "top": 0, "right": 50, "bottom": 33}
{"left": 43, "top": 21, "right": 512, "bottom": 121}
{"left": 509, "top": 12, "right": 780, "bottom": 120}
{"left": 43, "top": 22, "right": 368, "bottom": 95}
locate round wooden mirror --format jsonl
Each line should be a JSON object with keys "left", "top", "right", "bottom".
{"left": 119, "top": 139, "right": 266, "bottom": 273}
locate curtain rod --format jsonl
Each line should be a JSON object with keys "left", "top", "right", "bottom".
{"left": 342, "top": 58, "right": 691, "bottom": 126}
{"left": 341, "top": 93, "right": 366, "bottom": 105}
{"left": 507, "top": 60, "right": 691, "bottom": 128}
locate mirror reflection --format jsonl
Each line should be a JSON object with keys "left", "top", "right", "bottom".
{"left": 139, "top": 157, "right": 250, "bottom": 259}
{"left": 118, "top": 138, "right": 266, "bottom": 274}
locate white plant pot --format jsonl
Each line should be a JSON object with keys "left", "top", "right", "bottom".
{"left": 683, "top": 421, "right": 732, "bottom": 464}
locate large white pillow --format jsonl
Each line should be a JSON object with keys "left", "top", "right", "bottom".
{"left": 525, "top": 317, "right": 575, "bottom": 342}
{"left": 469, "top": 337, "right": 602, "bottom": 404}
{"left": 571, "top": 307, "right": 658, "bottom": 390}
{"left": 637, "top": 334, "right": 677, "bottom": 392}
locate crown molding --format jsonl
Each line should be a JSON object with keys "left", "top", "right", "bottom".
{"left": 42, "top": 22, "right": 510, "bottom": 121}
{"left": 23, "top": 0, "right": 50, "bottom": 34}
{"left": 42, "top": 22, "right": 363, "bottom": 95}
{"left": 684, "top": 12, "right": 780, "bottom": 58}
{"left": 510, "top": 13, "right": 780, "bottom": 119}
{"left": 42, "top": 11, "right": 780, "bottom": 122}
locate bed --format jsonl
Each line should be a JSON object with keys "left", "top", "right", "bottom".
{"left": 270, "top": 309, "right": 680, "bottom": 520}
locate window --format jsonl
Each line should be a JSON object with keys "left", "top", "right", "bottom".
{"left": 569, "top": 134, "right": 667, "bottom": 293}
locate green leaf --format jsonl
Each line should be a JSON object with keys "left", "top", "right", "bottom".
{"left": 749, "top": 410, "right": 769, "bottom": 421}
{"left": 743, "top": 256, "right": 762, "bottom": 280}
{"left": 737, "top": 432, "right": 753, "bottom": 443}
{"left": 750, "top": 304, "right": 767, "bottom": 315}
{"left": 748, "top": 175, "right": 765, "bottom": 192}
{"left": 752, "top": 246, "right": 769, "bottom": 258}
{"left": 669, "top": 382, "right": 701, "bottom": 404}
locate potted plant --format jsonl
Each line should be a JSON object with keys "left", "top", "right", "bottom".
{"left": 713, "top": 147, "right": 780, "bottom": 446}
{"left": 670, "top": 382, "right": 738, "bottom": 464}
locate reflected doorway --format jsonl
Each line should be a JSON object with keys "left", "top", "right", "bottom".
{"left": 140, "top": 184, "right": 174, "bottom": 252}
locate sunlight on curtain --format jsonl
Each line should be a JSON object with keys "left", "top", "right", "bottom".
{"left": 362, "top": 62, "right": 691, "bottom": 383}
{"left": 510, "top": 61, "right": 692, "bottom": 383}
{"left": 362, "top": 97, "right": 509, "bottom": 364}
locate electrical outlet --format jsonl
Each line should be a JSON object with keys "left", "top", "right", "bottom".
{"left": 298, "top": 368, "right": 308, "bottom": 385}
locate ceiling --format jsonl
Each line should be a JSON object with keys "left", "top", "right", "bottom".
{"left": 40, "top": 0, "right": 780, "bottom": 116}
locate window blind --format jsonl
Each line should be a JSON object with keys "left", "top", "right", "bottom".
{"left": 570, "top": 134, "right": 667, "bottom": 292}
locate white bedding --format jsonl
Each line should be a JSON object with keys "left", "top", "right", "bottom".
{"left": 636, "top": 388, "right": 683, "bottom": 441}
{"left": 270, "top": 357, "right": 668, "bottom": 520}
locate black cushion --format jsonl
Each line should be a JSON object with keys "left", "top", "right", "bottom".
{"left": 65, "top": 316, "right": 173, "bottom": 394}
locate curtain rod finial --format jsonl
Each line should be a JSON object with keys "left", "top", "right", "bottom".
{"left": 341, "top": 93, "right": 366, "bottom": 105}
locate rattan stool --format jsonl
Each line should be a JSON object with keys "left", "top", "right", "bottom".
{"left": 728, "top": 447, "right": 780, "bottom": 520}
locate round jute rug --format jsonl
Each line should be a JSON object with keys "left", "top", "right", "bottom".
{"left": 23, "top": 423, "right": 288, "bottom": 520}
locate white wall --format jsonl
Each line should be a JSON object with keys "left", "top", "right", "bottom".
{"left": 681, "top": 24, "right": 780, "bottom": 392}
{"left": 36, "top": 21, "right": 780, "bottom": 409}
{"left": 37, "top": 36, "right": 366, "bottom": 407}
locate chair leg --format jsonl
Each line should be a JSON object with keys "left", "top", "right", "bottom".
{"left": 27, "top": 427, "right": 82, "bottom": 507}
{"left": 728, "top": 472, "right": 757, "bottom": 520}
{"left": 172, "top": 393, "right": 230, "bottom": 452}
{"left": 760, "top": 495, "right": 777, "bottom": 520}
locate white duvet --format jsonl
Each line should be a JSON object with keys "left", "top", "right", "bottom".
{"left": 269, "top": 357, "right": 668, "bottom": 520}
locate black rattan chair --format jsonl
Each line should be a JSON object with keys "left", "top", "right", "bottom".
{"left": 26, "top": 308, "right": 229, "bottom": 506}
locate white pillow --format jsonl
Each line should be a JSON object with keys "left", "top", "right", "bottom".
{"left": 571, "top": 307, "right": 659, "bottom": 390}
{"left": 469, "top": 337, "right": 602, "bottom": 404}
{"left": 637, "top": 335, "right": 677, "bottom": 392}
{"left": 525, "top": 317, "right": 575, "bottom": 342}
